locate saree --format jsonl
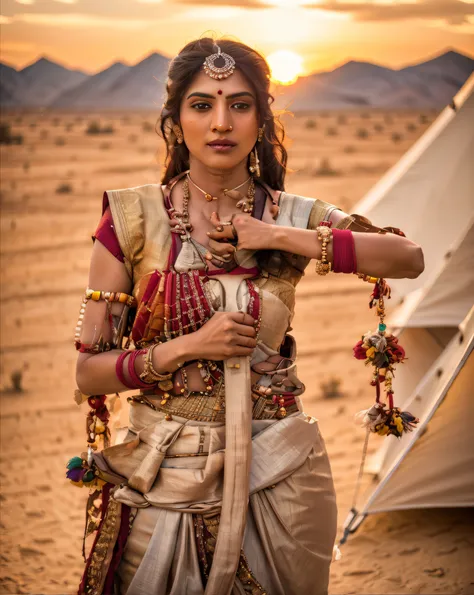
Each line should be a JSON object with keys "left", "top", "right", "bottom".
{"left": 79, "top": 179, "right": 353, "bottom": 595}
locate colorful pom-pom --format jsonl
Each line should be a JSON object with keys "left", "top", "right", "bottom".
{"left": 66, "top": 456, "right": 84, "bottom": 470}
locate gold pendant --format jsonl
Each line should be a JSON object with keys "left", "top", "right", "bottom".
{"left": 205, "top": 193, "right": 213, "bottom": 202}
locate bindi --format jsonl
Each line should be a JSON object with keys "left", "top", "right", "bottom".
{"left": 217, "top": 90, "right": 223, "bottom": 95}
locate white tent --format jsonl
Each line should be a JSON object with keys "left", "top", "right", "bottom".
{"left": 341, "top": 75, "right": 474, "bottom": 541}
{"left": 355, "top": 72, "right": 474, "bottom": 301}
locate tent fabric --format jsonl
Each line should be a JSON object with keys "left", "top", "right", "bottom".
{"left": 354, "top": 73, "right": 474, "bottom": 301}
{"left": 366, "top": 345, "right": 474, "bottom": 512}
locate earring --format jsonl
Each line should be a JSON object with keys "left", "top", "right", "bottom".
{"left": 172, "top": 124, "right": 184, "bottom": 144}
{"left": 249, "top": 146, "right": 261, "bottom": 178}
{"left": 257, "top": 124, "right": 265, "bottom": 143}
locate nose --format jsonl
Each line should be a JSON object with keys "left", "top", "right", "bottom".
{"left": 211, "top": 103, "right": 233, "bottom": 133}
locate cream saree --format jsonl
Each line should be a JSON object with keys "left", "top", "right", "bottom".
{"left": 85, "top": 182, "right": 351, "bottom": 594}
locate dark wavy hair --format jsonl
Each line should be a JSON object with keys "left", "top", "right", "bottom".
{"left": 158, "top": 37, "right": 288, "bottom": 191}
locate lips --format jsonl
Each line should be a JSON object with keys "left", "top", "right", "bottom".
{"left": 207, "top": 139, "right": 236, "bottom": 147}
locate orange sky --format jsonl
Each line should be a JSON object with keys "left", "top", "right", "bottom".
{"left": 1, "top": 0, "right": 473, "bottom": 74}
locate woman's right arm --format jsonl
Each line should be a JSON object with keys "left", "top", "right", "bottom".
{"left": 76, "top": 240, "right": 257, "bottom": 396}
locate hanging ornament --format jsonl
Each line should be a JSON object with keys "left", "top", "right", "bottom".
{"left": 353, "top": 278, "right": 419, "bottom": 438}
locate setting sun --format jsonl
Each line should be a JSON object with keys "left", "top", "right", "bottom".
{"left": 267, "top": 50, "right": 304, "bottom": 85}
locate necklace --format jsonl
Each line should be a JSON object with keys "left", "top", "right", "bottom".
{"left": 183, "top": 175, "right": 256, "bottom": 222}
{"left": 186, "top": 172, "right": 251, "bottom": 203}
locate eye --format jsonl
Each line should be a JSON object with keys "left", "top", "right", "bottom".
{"left": 232, "top": 102, "right": 251, "bottom": 110}
{"left": 191, "top": 101, "right": 211, "bottom": 112}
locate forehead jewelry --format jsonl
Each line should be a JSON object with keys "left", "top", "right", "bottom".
{"left": 203, "top": 45, "right": 236, "bottom": 80}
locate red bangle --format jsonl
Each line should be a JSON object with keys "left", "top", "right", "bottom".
{"left": 116, "top": 351, "right": 136, "bottom": 389}
{"left": 332, "top": 229, "right": 357, "bottom": 273}
{"left": 128, "top": 349, "right": 156, "bottom": 389}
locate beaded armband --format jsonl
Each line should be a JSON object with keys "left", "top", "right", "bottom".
{"left": 315, "top": 222, "right": 333, "bottom": 276}
{"left": 74, "top": 287, "right": 137, "bottom": 353}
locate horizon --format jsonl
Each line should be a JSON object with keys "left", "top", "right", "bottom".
{"left": 1, "top": 0, "right": 474, "bottom": 77}
{"left": 2, "top": 46, "right": 473, "bottom": 79}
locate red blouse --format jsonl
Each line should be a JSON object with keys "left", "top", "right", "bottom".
{"left": 92, "top": 193, "right": 125, "bottom": 263}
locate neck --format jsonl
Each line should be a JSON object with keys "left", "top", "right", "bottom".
{"left": 187, "top": 158, "right": 251, "bottom": 205}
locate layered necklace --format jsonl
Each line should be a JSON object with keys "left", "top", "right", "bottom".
{"left": 185, "top": 172, "right": 256, "bottom": 214}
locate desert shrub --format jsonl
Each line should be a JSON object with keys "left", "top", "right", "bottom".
{"left": 55, "top": 137, "right": 66, "bottom": 146}
{"left": 0, "top": 123, "right": 23, "bottom": 145}
{"left": 320, "top": 377, "right": 343, "bottom": 399}
{"left": 11, "top": 370, "right": 24, "bottom": 393}
{"left": 40, "top": 129, "right": 48, "bottom": 140}
{"left": 391, "top": 132, "right": 403, "bottom": 143}
{"left": 142, "top": 121, "right": 154, "bottom": 133}
{"left": 343, "top": 145, "right": 356, "bottom": 154}
{"left": 337, "top": 115, "right": 347, "bottom": 125}
{"left": 86, "top": 121, "right": 114, "bottom": 135}
{"left": 56, "top": 182, "right": 73, "bottom": 194}
{"left": 65, "top": 123, "right": 73, "bottom": 132}
{"left": 121, "top": 115, "right": 131, "bottom": 124}
{"left": 305, "top": 119, "right": 317, "bottom": 129}
{"left": 314, "top": 157, "right": 339, "bottom": 176}
{"left": 419, "top": 113, "right": 430, "bottom": 124}
{"left": 373, "top": 123, "right": 384, "bottom": 133}
{"left": 99, "top": 142, "right": 111, "bottom": 150}
{"left": 406, "top": 122, "right": 417, "bottom": 132}
{"left": 326, "top": 127, "right": 338, "bottom": 136}
{"left": 53, "top": 117, "right": 61, "bottom": 126}
{"left": 29, "top": 121, "right": 37, "bottom": 129}
{"left": 355, "top": 127, "right": 369, "bottom": 139}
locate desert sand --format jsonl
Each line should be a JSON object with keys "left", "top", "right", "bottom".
{"left": 1, "top": 108, "right": 473, "bottom": 594}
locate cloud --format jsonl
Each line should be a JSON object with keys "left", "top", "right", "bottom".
{"left": 8, "top": 12, "right": 159, "bottom": 27}
{"left": 303, "top": 0, "right": 474, "bottom": 24}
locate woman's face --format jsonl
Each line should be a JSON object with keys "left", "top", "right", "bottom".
{"left": 179, "top": 69, "right": 259, "bottom": 172}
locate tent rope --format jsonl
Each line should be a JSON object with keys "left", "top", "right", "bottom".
{"left": 351, "top": 427, "right": 371, "bottom": 510}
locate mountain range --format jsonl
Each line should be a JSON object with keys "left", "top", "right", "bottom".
{"left": 1, "top": 49, "right": 472, "bottom": 110}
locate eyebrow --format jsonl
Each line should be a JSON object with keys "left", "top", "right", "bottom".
{"left": 186, "top": 91, "right": 255, "bottom": 100}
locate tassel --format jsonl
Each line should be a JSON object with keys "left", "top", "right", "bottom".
{"left": 353, "top": 278, "right": 419, "bottom": 439}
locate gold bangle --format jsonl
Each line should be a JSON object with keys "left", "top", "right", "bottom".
{"left": 315, "top": 225, "right": 332, "bottom": 276}
{"left": 139, "top": 342, "right": 174, "bottom": 383}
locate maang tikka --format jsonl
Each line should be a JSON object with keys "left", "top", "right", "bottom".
{"left": 203, "top": 44, "right": 236, "bottom": 80}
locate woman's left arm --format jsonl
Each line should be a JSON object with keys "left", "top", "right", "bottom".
{"left": 221, "top": 212, "right": 425, "bottom": 280}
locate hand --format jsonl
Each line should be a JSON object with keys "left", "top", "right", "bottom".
{"left": 207, "top": 210, "right": 275, "bottom": 252}
{"left": 187, "top": 311, "right": 257, "bottom": 361}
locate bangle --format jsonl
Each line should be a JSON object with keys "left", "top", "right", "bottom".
{"left": 139, "top": 343, "right": 174, "bottom": 384}
{"left": 128, "top": 349, "right": 156, "bottom": 388}
{"left": 116, "top": 351, "right": 136, "bottom": 389}
{"left": 332, "top": 228, "right": 357, "bottom": 274}
{"left": 315, "top": 224, "right": 333, "bottom": 276}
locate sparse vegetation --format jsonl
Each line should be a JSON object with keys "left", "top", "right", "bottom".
{"left": 337, "top": 115, "right": 347, "bottom": 125}
{"left": 10, "top": 370, "right": 24, "bottom": 393}
{"left": 326, "top": 127, "right": 338, "bottom": 136}
{"left": 55, "top": 137, "right": 66, "bottom": 146}
{"left": 0, "top": 123, "right": 23, "bottom": 145}
{"left": 392, "top": 132, "right": 403, "bottom": 143}
{"left": 53, "top": 117, "right": 61, "bottom": 126}
{"left": 23, "top": 161, "right": 30, "bottom": 173}
{"left": 356, "top": 127, "right": 369, "bottom": 139}
{"left": 142, "top": 121, "right": 154, "bottom": 133}
{"left": 65, "top": 123, "right": 73, "bottom": 132}
{"left": 320, "top": 377, "right": 343, "bottom": 399}
{"left": 314, "top": 157, "right": 340, "bottom": 177}
{"left": 56, "top": 182, "right": 73, "bottom": 194}
{"left": 305, "top": 119, "right": 317, "bottom": 129}
{"left": 86, "top": 121, "right": 115, "bottom": 135}
{"left": 373, "top": 123, "right": 384, "bottom": 133}
{"left": 343, "top": 145, "right": 356, "bottom": 154}
{"left": 99, "top": 142, "right": 111, "bottom": 150}
{"left": 406, "top": 122, "right": 417, "bottom": 132}
{"left": 419, "top": 114, "right": 430, "bottom": 124}
{"left": 29, "top": 121, "right": 37, "bottom": 129}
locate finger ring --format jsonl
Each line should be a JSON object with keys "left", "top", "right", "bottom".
{"left": 216, "top": 225, "right": 224, "bottom": 232}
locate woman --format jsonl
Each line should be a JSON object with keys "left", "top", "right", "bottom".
{"left": 72, "top": 38, "right": 424, "bottom": 595}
